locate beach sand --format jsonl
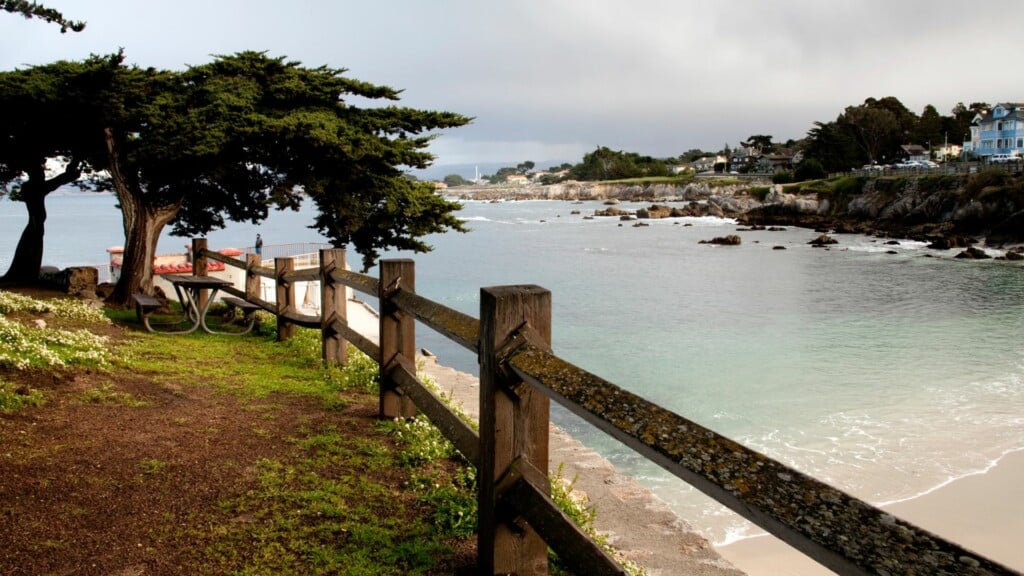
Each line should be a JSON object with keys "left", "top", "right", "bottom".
{"left": 346, "top": 298, "right": 1024, "bottom": 575}
{"left": 717, "top": 449, "right": 1024, "bottom": 575}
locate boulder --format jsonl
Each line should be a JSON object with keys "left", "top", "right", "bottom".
{"left": 40, "top": 266, "right": 98, "bottom": 296}
{"left": 955, "top": 247, "right": 992, "bottom": 259}
{"left": 809, "top": 234, "right": 838, "bottom": 247}
{"left": 926, "top": 235, "right": 975, "bottom": 250}
{"left": 594, "top": 207, "right": 631, "bottom": 217}
{"left": 636, "top": 205, "right": 674, "bottom": 219}
{"left": 699, "top": 235, "right": 742, "bottom": 246}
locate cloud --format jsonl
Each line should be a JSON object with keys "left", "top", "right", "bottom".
{"left": 2, "top": 0, "right": 1023, "bottom": 166}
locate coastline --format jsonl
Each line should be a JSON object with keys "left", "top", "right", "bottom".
{"left": 345, "top": 299, "right": 742, "bottom": 575}
{"left": 349, "top": 297, "right": 1022, "bottom": 575}
{"left": 717, "top": 449, "right": 1024, "bottom": 575}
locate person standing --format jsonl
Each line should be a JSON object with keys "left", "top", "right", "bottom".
{"left": 255, "top": 233, "right": 263, "bottom": 257}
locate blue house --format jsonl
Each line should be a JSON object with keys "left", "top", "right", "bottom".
{"left": 966, "top": 103, "right": 1024, "bottom": 158}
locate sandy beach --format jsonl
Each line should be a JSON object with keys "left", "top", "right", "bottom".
{"left": 717, "top": 449, "right": 1024, "bottom": 575}
{"left": 346, "top": 298, "right": 1023, "bottom": 575}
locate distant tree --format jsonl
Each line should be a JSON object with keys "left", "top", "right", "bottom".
{"left": 742, "top": 134, "right": 774, "bottom": 154}
{"left": 968, "top": 102, "right": 991, "bottom": 115}
{"left": 914, "top": 105, "right": 943, "bottom": 152}
{"left": 2, "top": 0, "right": 83, "bottom": 32}
{"left": 803, "top": 120, "right": 861, "bottom": 172}
{"left": 680, "top": 148, "right": 707, "bottom": 162}
{"left": 569, "top": 146, "right": 666, "bottom": 181}
{"left": 538, "top": 172, "right": 564, "bottom": 185}
{"left": 443, "top": 173, "right": 470, "bottom": 187}
{"left": 515, "top": 160, "right": 535, "bottom": 174}
{"left": 841, "top": 104, "right": 900, "bottom": 163}
{"left": 486, "top": 166, "right": 517, "bottom": 184}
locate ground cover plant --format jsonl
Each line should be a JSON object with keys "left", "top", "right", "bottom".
{"left": 0, "top": 287, "right": 476, "bottom": 575}
{"left": 0, "top": 287, "right": 643, "bottom": 575}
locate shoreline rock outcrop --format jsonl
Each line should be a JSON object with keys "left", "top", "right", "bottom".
{"left": 449, "top": 172, "right": 1024, "bottom": 248}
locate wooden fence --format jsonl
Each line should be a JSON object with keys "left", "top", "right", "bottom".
{"left": 188, "top": 238, "right": 1020, "bottom": 576}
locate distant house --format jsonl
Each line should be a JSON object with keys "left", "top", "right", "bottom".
{"left": 899, "top": 144, "right": 929, "bottom": 162}
{"left": 755, "top": 154, "right": 797, "bottom": 173}
{"left": 505, "top": 174, "right": 529, "bottom": 185}
{"left": 968, "top": 103, "right": 1024, "bottom": 159}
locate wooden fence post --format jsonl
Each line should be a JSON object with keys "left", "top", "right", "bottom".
{"left": 192, "top": 238, "right": 209, "bottom": 310}
{"left": 275, "top": 257, "right": 296, "bottom": 342}
{"left": 320, "top": 249, "right": 348, "bottom": 366}
{"left": 379, "top": 259, "right": 417, "bottom": 419}
{"left": 478, "top": 285, "right": 552, "bottom": 576}
{"left": 245, "top": 253, "right": 260, "bottom": 301}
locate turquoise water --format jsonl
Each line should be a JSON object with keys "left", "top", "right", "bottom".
{"left": 3, "top": 193, "right": 1022, "bottom": 545}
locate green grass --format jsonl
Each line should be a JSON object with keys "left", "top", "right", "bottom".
{"left": 5, "top": 289, "right": 647, "bottom": 575}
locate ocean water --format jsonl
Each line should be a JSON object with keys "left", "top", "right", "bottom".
{"left": 2, "top": 192, "right": 1022, "bottom": 546}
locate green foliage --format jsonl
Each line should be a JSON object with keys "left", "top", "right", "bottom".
{"left": 0, "top": 379, "right": 45, "bottom": 412}
{"left": 0, "top": 290, "right": 111, "bottom": 323}
{"left": 966, "top": 168, "right": 1011, "bottom": 198}
{"left": 917, "top": 173, "right": 964, "bottom": 195}
{"left": 830, "top": 176, "right": 866, "bottom": 198}
{"left": 0, "top": 315, "right": 111, "bottom": 370}
{"left": 793, "top": 158, "right": 827, "bottom": 182}
{"left": 412, "top": 467, "right": 478, "bottom": 539}
{"left": 377, "top": 415, "right": 456, "bottom": 467}
{"left": 79, "top": 383, "right": 151, "bottom": 407}
{"left": 548, "top": 464, "right": 646, "bottom": 576}
{"left": 771, "top": 171, "right": 793, "bottom": 184}
{"left": 571, "top": 146, "right": 669, "bottom": 181}
{"left": 138, "top": 458, "right": 168, "bottom": 476}
{"left": 749, "top": 186, "right": 771, "bottom": 201}
{"left": 443, "top": 173, "right": 470, "bottom": 187}
{"left": 2, "top": 0, "right": 84, "bottom": 32}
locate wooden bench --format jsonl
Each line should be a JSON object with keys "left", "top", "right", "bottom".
{"left": 220, "top": 296, "right": 261, "bottom": 334}
{"left": 132, "top": 293, "right": 163, "bottom": 332}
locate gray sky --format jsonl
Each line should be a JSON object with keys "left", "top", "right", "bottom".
{"left": 2, "top": 1, "right": 1020, "bottom": 175}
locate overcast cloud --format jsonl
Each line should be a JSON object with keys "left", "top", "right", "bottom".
{"left": 2, "top": 0, "right": 1020, "bottom": 175}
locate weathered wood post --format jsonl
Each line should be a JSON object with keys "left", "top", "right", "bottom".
{"left": 378, "top": 259, "right": 417, "bottom": 418}
{"left": 192, "top": 238, "right": 209, "bottom": 310}
{"left": 478, "top": 285, "right": 552, "bottom": 576}
{"left": 320, "top": 248, "right": 348, "bottom": 366}
{"left": 275, "top": 257, "right": 296, "bottom": 342}
{"left": 244, "top": 253, "right": 260, "bottom": 302}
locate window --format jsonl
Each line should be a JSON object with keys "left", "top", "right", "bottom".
{"left": 1018, "top": 138, "right": 1024, "bottom": 148}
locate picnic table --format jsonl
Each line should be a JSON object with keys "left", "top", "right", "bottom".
{"left": 160, "top": 274, "right": 234, "bottom": 334}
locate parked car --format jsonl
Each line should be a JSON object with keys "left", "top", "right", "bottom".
{"left": 861, "top": 163, "right": 884, "bottom": 171}
{"left": 895, "top": 160, "right": 922, "bottom": 169}
{"left": 919, "top": 160, "right": 939, "bottom": 168}
{"left": 990, "top": 153, "right": 1021, "bottom": 163}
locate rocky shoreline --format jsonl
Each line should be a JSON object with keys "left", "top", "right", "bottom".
{"left": 449, "top": 174, "right": 1024, "bottom": 257}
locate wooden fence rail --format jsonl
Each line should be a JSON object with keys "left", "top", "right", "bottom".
{"left": 182, "top": 240, "right": 1020, "bottom": 576}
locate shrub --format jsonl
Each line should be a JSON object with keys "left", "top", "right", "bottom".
{"left": 772, "top": 171, "right": 793, "bottom": 184}
{"left": 749, "top": 186, "right": 771, "bottom": 201}
{"left": 794, "top": 158, "right": 827, "bottom": 182}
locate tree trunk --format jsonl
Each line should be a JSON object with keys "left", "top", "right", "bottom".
{"left": 103, "top": 128, "right": 182, "bottom": 306}
{"left": 1, "top": 163, "right": 81, "bottom": 283}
